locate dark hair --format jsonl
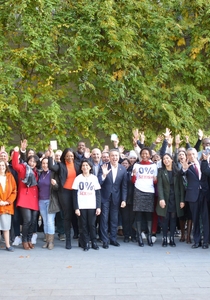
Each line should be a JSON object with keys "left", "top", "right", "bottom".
{"left": 80, "top": 159, "right": 93, "bottom": 174}
{"left": 121, "top": 158, "right": 131, "bottom": 165}
{"left": 27, "top": 148, "right": 36, "bottom": 157}
{"left": 37, "top": 151, "right": 44, "bottom": 159}
{"left": 162, "top": 153, "right": 179, "bottom": 176}
{"left": 140, "top": 147, "right": 152, "bottom": 157}
{"left": 27, "top": 155, "right": 40, "bottom": 169}
{"left": 60, "top": 148, "right": 75, "bottom": 164}
{"left": 27, "top": 155, "right": 39, "bottom": 164}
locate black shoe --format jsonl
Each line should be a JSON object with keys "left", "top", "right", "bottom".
{"left": 92, "top": 242, "right": 99, "bottom": 250}
{"left": 124, "top": 237, "right": 129, "bottom": 243}
{"left": 73, "top": 234, "right": 79, "bottom": 239}
{"left": 65, "top": 240, "right": 72, "bottom": 249}
{"left": 191, "top": 242, "right": 201, "bottom": 249}
{"left": 162, "top": 237, "right": 167, "bottom": 247}
{"left": 169, "top": 237, "right": 176, "bottom": 247}
{"left": 202, "top": 243, "right": 209, "bottom": 249}
{"left": 110, "top": 240, "right": 120, "bottom": 247}
{"left": 147, "top": 234, "right": 153, "bottom": 247}
{"left": 102, "top": 242, "right": 109, "bottom": 249}
{"left": 138, "top": 235, "right": 144, "bottom": 247}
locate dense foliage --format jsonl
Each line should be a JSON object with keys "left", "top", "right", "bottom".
{"left": 0, "top": 0, "right": 210, "bottom": 149}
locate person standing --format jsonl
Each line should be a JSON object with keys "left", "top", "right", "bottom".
{"left": 0, "top": 160, "right": 17, "bottom": 252}
{"left": 48, "top": 148, "right": 80, "bottom": 249}
{"left": 12, "top": 146, "right": 39, "bottom": 250}
{"left": 73, "top": 159, "right": 101, "bottom": 251}
{"left": 156, "top": 154, "right": 185, "bottom": 247}
{"left": 98, "top": 149, "right": 127, "bottom": 249}
{"left": 181, "top": 148, "right": 209, "bottom": 249}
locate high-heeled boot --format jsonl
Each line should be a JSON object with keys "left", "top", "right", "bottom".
{"left": 136, "top": 221, "right": 144, "bottom": 247}
{"left": 147, "top": 234, "right": 153, "bottom": 247}
{"left": 179, "top": 220, "right": 186, "bottom": 242}
{"left": 147, "top": 221, "right": 153, "bottom": 246}
{"left": 65, "top": 233, "right": 71, "bottom": 249}
{"left": 162, "top": 237, "right": 167, "bottom": 247}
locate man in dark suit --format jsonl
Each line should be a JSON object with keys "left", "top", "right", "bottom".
{"left": 181, "top": 148, "right": 209, "bottom": 249}
{"left": 98, "top": 149, "right": 127, "bottom": 249}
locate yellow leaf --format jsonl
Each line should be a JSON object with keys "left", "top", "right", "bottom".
{"left": 177, "top": 38, "right": 186, "bottom": 46}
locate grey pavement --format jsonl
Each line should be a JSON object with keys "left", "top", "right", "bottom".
{"left": 1, "top": 233, "right": 210, "bottom": 300}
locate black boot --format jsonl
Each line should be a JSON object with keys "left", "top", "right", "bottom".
{"left": 136, "top": 221, "right": 144, "bottom": 247}
{"left": 169, "top": 236, "right": 176, "bottom": 247}
{"left": 147, "top": 234, "right": 153, "bottom": 247}
{"left": 65, "top": 234, "right": 71, "bottom": 249}
{"left": 162, "top": 237, "right": 167, "bottom": 247}
{"left": 92, "top": 241, "right": 99, "bottom": 250}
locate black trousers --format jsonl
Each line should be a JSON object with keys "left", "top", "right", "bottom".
{"left": 79, "top": 209, "right": 97, "bottom": 244}
{"left": 19, "top": 208, "right": 38, "bottom": 242}
{"left": 59, "top": 188, "right": 74, "bottom": 238}
{"left": 121, "top": 204, "right": 136, "bottom": 239}
{"left": 161, "top": 212, "right": 177, "bottom": 238}
{"left": 189, "top": 191, "right": 209, "bottom": 244}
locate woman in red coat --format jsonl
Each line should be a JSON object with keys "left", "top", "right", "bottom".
{"left": 12, "top": 146, "right": 39, "bottom": 250}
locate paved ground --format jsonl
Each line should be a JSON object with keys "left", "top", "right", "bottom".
{"left": 1, "top": 233, "right": 210, "bottom": 300}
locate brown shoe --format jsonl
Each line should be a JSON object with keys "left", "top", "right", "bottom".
{"left": 22, "top": 242, "right": 30, "bottom": 250}
{"left": 28, "top": 242, "right": 34, "bottom": 249}
{"left": 48, "top": 234, "right": 54, "bottom": 250}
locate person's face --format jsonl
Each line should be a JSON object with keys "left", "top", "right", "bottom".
{"left": 129, "top": 157, "right": 137, "bottom": 165}
{"left": 202, "top": 138, "right": 210, "bottom": 149}
{"left": 178, "top": 151, "right": 186, "bottom": 163}
{"left": 0, "top": 153, "right": 8, "bottom": 162}
{"left": 163, "top": 155, "right": 173, "bottom": 168}
{"left": 81, "top": 162, "right": 91, "bottom": 174}
{"left": 109, "top": 151, "right": 119, "bottom": 166}
{"left": 55, "top": 153, "right": 61, "bottom": 162}
{"left": 28, "top": 150, "right": 35, "bottom": 157}
{"left": 121, "top": 160, "right": 130, "bottom": 169}
{"left": 187, "top": 150, "right": 197, "bottom": 163}
{"left": 152, "top": 154, "right": 160, "bottom": 164}
{"left": 101, "top": 153, "right": 110, "bottom": 163}
{"left": 41, "top": 159, "right": 48, "bottom": 171}
{"left": 91, "top": 150, "right": 101, "bottom": 163}
{"left": 28, "top": 157, "right": 37, "bottom": 169}
{"left": 140, "top": 150, "right": 150, "bottom": 162}
{"left": 77, "top": 142, "right": 86, "bottom": 154}
{"left": 45, "top": 150, "right": 50, "bottom": 158}
{"left": 0, "top": 161, "right": 6, "bottom": 174}
{"left": 65, "top": 151, "right": 74, "bottom": 163}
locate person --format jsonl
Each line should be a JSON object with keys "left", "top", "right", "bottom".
{"left": 72, "top": 159, "right": 101, "bottom": 251}
{"left": 156, "top": 154, "right": 185, "bottom": 247}
{"left": 38, "top": 158, "right": 60, "bottom": 250}
{"left": 12, "top": 146, "right": 39, "bottom": 250}
{"left": 181, "top": 148, "right": 209, "bottom": 249}
{"left": 90, "top": 148, "right": 102, "bottom": 176}
{"left": 98, "top": 149, "right": 127, "bottom": 249}
{"left": 0, "top": 160, "right": 17, "bottom": 252}
{"left": 120, "top": 158, "right": 136, "bottom": 243}
{"left": 132, "top": 147, "right": 157, "bottom": 247}
{"left": 101, "top": 151, "right": 110, "bottom": 164}
{"left": 48, "top": 147, "right": 80, "bottom": 249}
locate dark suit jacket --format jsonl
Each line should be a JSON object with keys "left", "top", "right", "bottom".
{"left": 182, "top": 163, "right": 209, "bottom": 202}
{"left": 98, "top": 163, "right": 127, "bottom": 205}
{"left": 156, "top": 168, "right": 184, "bottom": 217}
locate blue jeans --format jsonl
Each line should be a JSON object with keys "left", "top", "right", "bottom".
{"left": 39, "top": 200, "right": 56, "bottom": 234}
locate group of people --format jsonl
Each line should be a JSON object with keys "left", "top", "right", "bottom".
{"left": 1, "top": 128, "right": 210, "bottom": 252}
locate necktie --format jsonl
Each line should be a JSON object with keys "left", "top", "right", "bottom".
{"left": 194, "top": 164, "right": 199, "bottom": 177}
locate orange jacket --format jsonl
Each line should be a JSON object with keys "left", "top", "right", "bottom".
{"left": 0, "top": 172, "right": 17, "bottom": 215}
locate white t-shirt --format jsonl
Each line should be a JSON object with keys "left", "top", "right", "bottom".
{"left": 133, "top": 162, "right": 157, "bottom": 193}
{"left": 72, "top": 174, "right": 101, "bottom": 209}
